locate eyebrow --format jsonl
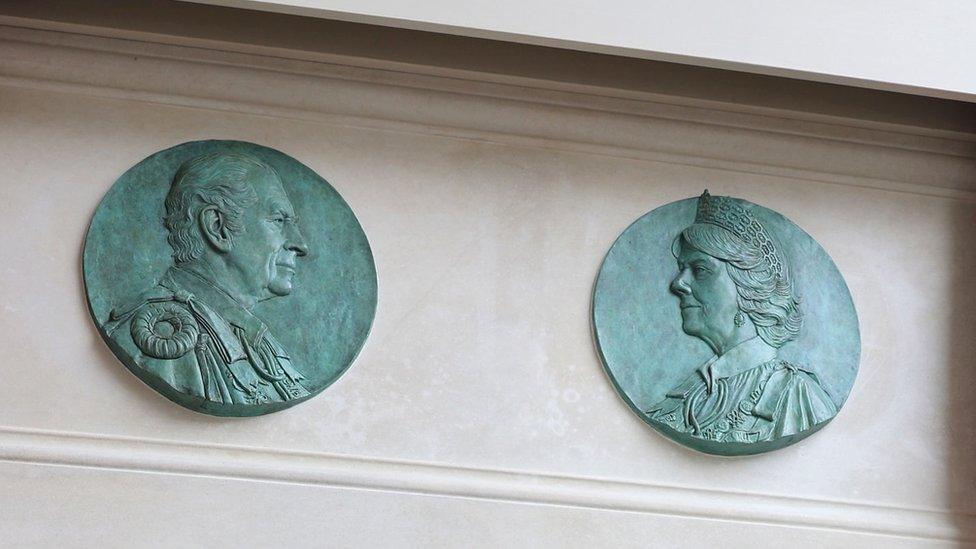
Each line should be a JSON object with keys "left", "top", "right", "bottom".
{"left": 677, "top": 257, "right": 711, "bottom": 269}
{"left": 268, "top": 201, "right": 293, "bottom": 216}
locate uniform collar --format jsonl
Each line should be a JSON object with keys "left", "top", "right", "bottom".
{"left": 162, "top": 266, "right": 270, "bottom": 345}
{"left": 697, "top": 336, "right": 777, "bottom": 391}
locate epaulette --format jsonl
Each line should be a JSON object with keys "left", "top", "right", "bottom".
{"left": 103, "top": 285, "right": 177, "bottom": 337}
{"left": 128, "top": 300, "right": 199, "bottom": 360}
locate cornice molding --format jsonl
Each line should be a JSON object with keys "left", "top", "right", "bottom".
{"left": 1, "top": 24, "right": 974, "bottom": 200}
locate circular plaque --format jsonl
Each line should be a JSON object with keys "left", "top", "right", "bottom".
{"left": 84, "top": 140, "right": 377, "bottom": 416}
{"left": 593, "top": 191, "right": 859, "bottom": 455}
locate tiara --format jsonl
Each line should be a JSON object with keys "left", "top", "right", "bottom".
{"left": 695, "top": 190, "right": 784, "bottom": 277}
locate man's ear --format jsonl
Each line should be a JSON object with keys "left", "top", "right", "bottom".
{"left": 199, "top": 206, "right": 233, "bottom": 253}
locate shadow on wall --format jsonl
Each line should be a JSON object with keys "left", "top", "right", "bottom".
{"left": 949, "top": 200, "right": 976, "bottom": 541}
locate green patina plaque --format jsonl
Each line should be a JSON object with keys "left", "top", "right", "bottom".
{"left": 593, "top": 191, "right": 859, "bottom": 456}
{"left": 84, "top": 140, "right": 377, "bottom": 416}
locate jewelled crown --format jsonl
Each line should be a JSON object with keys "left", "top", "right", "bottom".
{"left": 695, "top": 190, "right": 784, "bottom": 277}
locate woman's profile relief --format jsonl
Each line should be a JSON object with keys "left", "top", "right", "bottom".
{"left": 647, "top": 191, "right": 836, "bottom": 444}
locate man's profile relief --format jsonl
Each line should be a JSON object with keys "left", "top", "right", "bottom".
{"left": 104, "top": 152, "right": 311, "bottom": 408}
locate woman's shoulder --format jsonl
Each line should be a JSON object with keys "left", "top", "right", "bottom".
{"left": 752, "top": 360, "right": 838, "bottom": 437}
{"left": 645, "top": 371, "right": 704, "bottom": 426}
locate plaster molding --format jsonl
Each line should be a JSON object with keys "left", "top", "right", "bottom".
{"left": 0, "top": 426, "right": 971, "bottom": 542}
{"left": 1, "top": 24, "right": 974, "bottom": 200}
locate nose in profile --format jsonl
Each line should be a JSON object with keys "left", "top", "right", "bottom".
{"left": 285, "top": 224, "right": 309, "bottom": 258}
{"left": 670, "top": 269, "right": 691, "bottom": 296}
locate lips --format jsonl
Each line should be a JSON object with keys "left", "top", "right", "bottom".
{"left": 679, "top": 303, "right": 700, "bottom": 309}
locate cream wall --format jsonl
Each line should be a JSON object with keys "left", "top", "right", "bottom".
{"left": 0, "top": 11, "right": 975, "bottom": 548}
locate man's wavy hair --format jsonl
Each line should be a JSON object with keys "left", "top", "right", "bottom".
{"left": 163, "top": 152, "right": 277, "bottom": 263}
{"left": 672, "top": 223, "right": 803, "bottom": 348}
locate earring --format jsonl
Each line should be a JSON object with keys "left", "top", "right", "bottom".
{"left": 734, "top": 312, "right": 746, "bottom": 327}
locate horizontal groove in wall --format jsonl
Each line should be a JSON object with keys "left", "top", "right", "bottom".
{"left": 0, "top": 426, "right": 972, "bottom": 542}
{"left": 0, "top": 24, "right": 974, "bottom": 197}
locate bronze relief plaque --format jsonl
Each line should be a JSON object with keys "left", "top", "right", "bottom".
{"left": 593, "top": 191, "right": 859, "bottom": 455}
{"left": 84, "top": 140, "right": 377, "bottom": 416}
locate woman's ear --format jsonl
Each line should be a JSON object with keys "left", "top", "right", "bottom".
{"left": 199, "top": 206, "right": 233, "bottom": 253}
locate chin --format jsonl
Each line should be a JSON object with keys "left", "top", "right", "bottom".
{"left": 680, "top": 321, "right": 703, "bottom": 339}
{"left": 680, "top": 311, "right": 703, "bottom": 334}
{"left": 267, "top": 278, "right": 294, "bottom": 297}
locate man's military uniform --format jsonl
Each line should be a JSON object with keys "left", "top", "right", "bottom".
{"left": 105, "top": 267, "right": 309, "bottom": 406}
